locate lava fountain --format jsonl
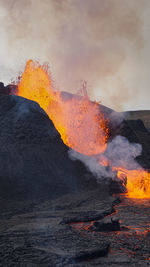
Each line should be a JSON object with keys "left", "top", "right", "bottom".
{"left": 16, "top": 60, "right": 150, "bottom": 199}
{"left": 17, "top": 60, "right": 108, "bottom": 155}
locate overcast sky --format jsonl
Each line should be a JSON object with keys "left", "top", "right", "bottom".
{"left": 0, "top": 0, "right": 150, "bottom": 111}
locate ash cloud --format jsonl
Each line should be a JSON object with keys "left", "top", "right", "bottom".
{"left": 0, "top": 0, "right": 150, "bottom": 110}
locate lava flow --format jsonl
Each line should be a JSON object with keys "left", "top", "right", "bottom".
{"left": 116, "top": 168, "right": 150, "bottom": 199}
{"left": 16, "top": 60, "right": 150, "bottom": 199}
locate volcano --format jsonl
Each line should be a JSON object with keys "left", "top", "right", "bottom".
{"left": 0, "top": 80, "right": 149, "bottom": 265}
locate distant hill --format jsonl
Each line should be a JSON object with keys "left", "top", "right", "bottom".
{"left": 124, "top": 110, "right": 150, "bottom": 131}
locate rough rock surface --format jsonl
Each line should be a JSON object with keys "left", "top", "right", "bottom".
{"left": 0, "top": 95, "right": 99, "bottom": 200}
{"left": 0, "top": 190, "right": 115, "bottom": 266}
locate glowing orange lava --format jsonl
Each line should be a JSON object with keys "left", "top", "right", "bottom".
{"left": 116, "top": 168, "right": 150, "bottom": 199}
{"left": 16, "top": 60, "right": 150, "bottom": 199}
{"left": 17, "top": 60, "right": 53, "bottom": 111}
{"left": 17, "top": 60, "right": 108, "bottom": 155}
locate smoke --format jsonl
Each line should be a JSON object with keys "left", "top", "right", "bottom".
{"left": 68, "top": 135, "right": 142, "bottom": 181}
{"left": 0, "top": 0, "right": 150, "bottom": 110}
{"left": 68, "top": 148, "right": 115, "bottom": 179}
{"left": 104, "top": 136, "right": 142, "bottom": 170}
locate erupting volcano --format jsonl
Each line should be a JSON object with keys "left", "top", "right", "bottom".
{"left": 15, "top": 60, "right": 150, "bottom": 199}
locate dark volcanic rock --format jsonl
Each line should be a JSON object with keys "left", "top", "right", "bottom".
{"left": 0, "top": 82, "right": 10, "bottom": 96}
{"left": 120, "top": 119, "right": 150, "bottom": 169}
{"left": 124, "top": 110, "right": 150, "bottom": 131}
{"left": 0, "top": 95, "right": 98, "bottom": 200}
{"left": 92, "top": 218, "right": 120, "bottom": 232}
{"left": 0, "top": 82, "right": 17, "bottom": 96}
{"left": 0, "top": 189, "right": 115, "bottom": 266}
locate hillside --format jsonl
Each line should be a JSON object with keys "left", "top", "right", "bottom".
{"left": 124, "top": 110, "right": 150, "bottom": 131}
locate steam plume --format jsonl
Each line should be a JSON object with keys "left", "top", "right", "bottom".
{"left": 68, "top": 135, "right": 142, "bottom": 180}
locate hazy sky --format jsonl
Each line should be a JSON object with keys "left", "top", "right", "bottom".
{"left": 0, "top": 0, "right": 150, "bottom": 111}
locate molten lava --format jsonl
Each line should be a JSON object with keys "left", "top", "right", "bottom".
{"left": 97, "top": 158, "right": 150, "bottom": 199}
{"left": 17, "top": 60, "right": 53, "bottom": 111}
{"left": 17, "top": 60, "right": 108, "bottom": 155}
{"left": 16, "top": 60, "right": 150, "bottom": 199}
{"left": 116, "top": 168, "right": 150, "bottom": 199}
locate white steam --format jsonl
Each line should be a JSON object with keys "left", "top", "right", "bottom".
{"left": 68, "top": 135, "right": 142, "bottom": 181}
{"left": 68, "top": 149, "right": 114, "bottom": 179}
{"left": 104, "top": 136, "right": 142, "bottom": 170}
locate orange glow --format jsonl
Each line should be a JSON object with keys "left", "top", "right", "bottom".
{"left": 16, "top": 60, "right": 150, "bottom": 199}
{"left": 17, "top": 60, "right": 108, "bottom": 155}
{"left": 17, "top": 60, "right": 53, "bottom": 111}
{"left": 116, "top": 168, "right": 150, "bottom": 199}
